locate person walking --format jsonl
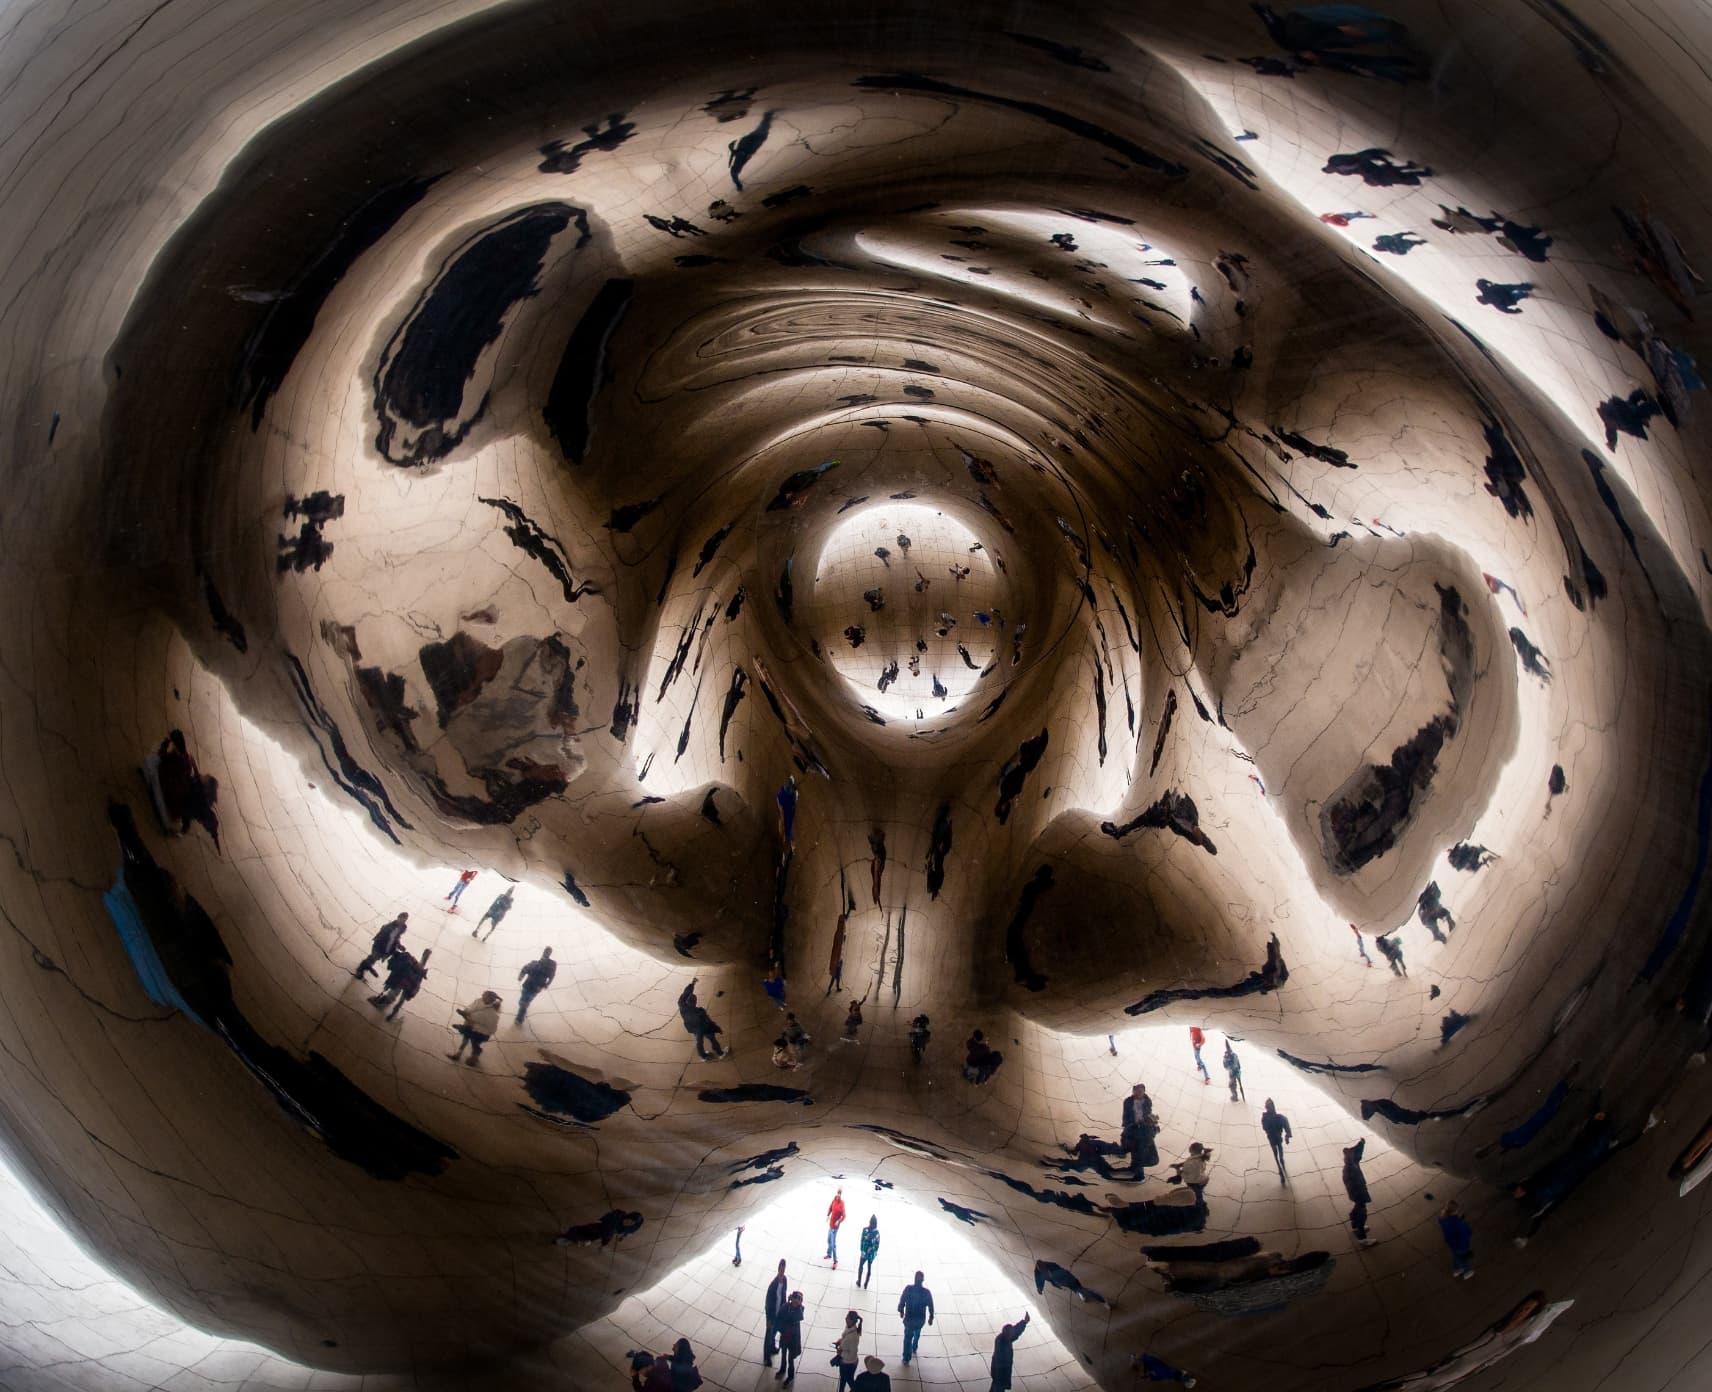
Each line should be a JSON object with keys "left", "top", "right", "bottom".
{"left": 764, "top": 967, "right": 787, "bottom": 1010}
{"left": 775, "top": 1290, "right": 805, "bottom": 1383}
{"left": 516, "top": 946, "right": 557, "bottom": 1024}
{"left": 368, "top": 946, "right": 431, "bottom": 1021}
{"left": 852, "top": 1355, "right": 891, "bottom": 1392}
{"left": 841, "top": 997, "right": 864, "bottom": 1044}
{"left": 1343, "top": 1139, "right": 1376, "bottom": 1245}
{"left": 1261, "top": 1099, "right": 1293, "bottom": 1181}
{"left": 833, "top": 1310, "right": 863, "bottom": 1391}
{"left": 1121, "top": 1083, "right": 1158, "bottom": 1179}
{"left": 869, "top": 829, "right": 887, "bottom": 906}
{"left": 1189, "top": 1026, "right": 1210, "bottom": 1084}
{"left": 763, "top": 1260, "right": 788, "bottom": 1366}
{"left": 1439, "top": 1199, "right": 1475, "bottom": 1278}
{"left": 828, "top": 912, "right": 847, "bottom": 994}
{"left": 1132, "top": 1352, "right": 1197, "bottom": 1387}
{"left": 857, "top": 1215, "right": 880, "bottom": 1288}
{"left": 353, "top": 912, "right": 408, "bottom": 979}
{"left": 446, "top": 990, "right": 501, "bottom": 1065}
{"left": 444, "top": 868, "right": 478, "bottom": 911}
{"left": 668, "top": 1338, "right": 703, "bottom": 1392}
{"left": 472, "top": 886, "right": 515, "bottom": 940}
{"left": 1222, "top": 1040, "right": 1244, "bottom": 1101}
{"left": 783, "top": 1013, "right": 810, "bottom": 1051}
{"left": 1350, "top": 922, "right": 1373, "bottom": 967}
{"left": 987, "top": 1313, "right": 1031, "bottom": 1392}
{"left": 1376, "top": 932, "right": 1407, "bottom": 977}
{"left": 1174, "top": 1143, "right": 1212, "bottom": 1209}
{"left": 897, "top": 1271, "right": 934, "bottom": 1365}
{"left": 826, "top": 1187, "right": 847, "bottom": 1267}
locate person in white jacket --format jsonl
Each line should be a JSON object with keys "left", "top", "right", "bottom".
{"left": 447, "top": 990, "right": 502, "bottom": 1065}
{"left": 832, "top": 1310, "right": 863, "bottom": 1391}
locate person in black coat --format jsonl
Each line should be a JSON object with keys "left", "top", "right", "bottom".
{"left": 1122, "top": 1084, "right": 1159, "bottom": 1178}
{"left": 762, "top": 1260, "right": 788, "bottom": 1365}
{"left": 353, "top": 913, "right": 408, "bottom": 979}
{"left": 1342, "top": 1139, "right": 1375, "bottom": 1244}
{"left": 988, "top": 1313, "right": 1031, "bottom": 1392}
{"left": 369, "top": 947, "right": 431, "bottom": 1020}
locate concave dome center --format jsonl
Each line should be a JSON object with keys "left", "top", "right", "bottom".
{"left": 810, "top": 501, "right": 1007, "bottom": 721}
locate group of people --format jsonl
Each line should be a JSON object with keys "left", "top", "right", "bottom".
{"left": 627, "top": 1338, "right": 703, "bottom": 1391}
{"left": 349, "top": 891, "right": 559, "bottom": 1066}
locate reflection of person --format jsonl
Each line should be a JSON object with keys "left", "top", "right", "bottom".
{"left": 987, "top": 1313, "right": 1031, "bottom": 1392}
{"left": 1174, "top": 1142, "right": 1213, "bottom": 1207}
{"left": 841, "top": 998, "right": 864, "bottom": 1043}
{"left": 857, "top": 1216, "right": 880, "bottom": 1288}
{"left": 353, "top": 912, "right": 408, "bottom": 979}
{"left": 1261, "top": 1100, "right": 1293, "bottom": 1180}
{"left": 472, "top": 887, "right": 514, "bottom": 940}
{"left": 1343, "top": 1140, "right": 1375, "bottom": 1245}
{"left": 1122, "top": 1084, "right": 1158, "bottom": 1177}
{"left": 852, "top": 1355, "right": 891, "bottom": 1392}
{"left": 516, "top": 947, "right": 557, "bottom": 1024}
{"left": 898, "top": 1271, "right": 934, "bottom": 1365}
{"left": 775, "top": 1290, "right": 805, "bottom": 1382}
{"left": 763, "top": 1260, "right": 788, "bottom": 1366}
{"left": 1223, "top": 1041, "right": 1243, "bottom": 1101}
{"left": 1438, "top": 1199, "right": 1474, "bottom": 1278}
{"left": 445, "top": 868, "right": 478, "bottom": 910}
{"left": 1133, "top": 1352, "right": 1197, "bottom": 1387}
{"left": 833, "top": 1311, "right": 863, "bottom": 1392}
{"left": 772, "top": 1037, "right": 801, "bottom": 1070}
{"left": 368, "top": 947, "right": 430, "bottom": 1020}
{"left": 828, "top": 914, "right": 847, "bottom": 993}
{"left": 1189, "top": 1026, "right": 1210, "bottom": 1083}
{"left": 447, "top": 991, "right": 501, "bottom": 1065}
{"left": 826, "top": 1187, "right": 847, "bottom": 1267}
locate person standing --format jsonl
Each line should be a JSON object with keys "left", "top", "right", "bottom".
{"left": 1350, "top": 922, "right": 1373, "bottom": 967}
{"left": 841, "top": 997, "right": 864, "bottom": 1044}
{"left": 869, "top": 829, "right": 887, "bottom": 906}
{"left": 516, "top": 947, "right": 557, "bottom": 1024}
{"left": 444, "top": 868, "right": 478, "bottom": 911}
{"left": 472, "top": 886, "right": 515, "bottom": 940}
{"left": 775, "top": 1290, "right": 805, "bottom": 1383}
{"left": 1261, "top": 1099, "right": 1293, "bottom": 1181}
{"left": 857, "top": 1215, "right": 880, "bottom": 1288}
{"left": 987, "top": 1313, "right": 1031, "bottom": 1392}
{"left": 776, "top": 776, "right": 799, "bottom": 846}
{"left": 763, "top": 1260, "right": 788, "bottom": 1366}
{"left": 852, "top": 1355, "right": 891, "bottom": 1392}
{"left": 353, "top": 912, "right": 408, "bottom": 979}
{"left": 1222, "top": 1040, "right": 1243, "bottom": 1101}
{"left": 1189, "top": 1026, "right": 1210, "bottom": 1084}
{"left": 828, "top": 913, "right": 847, "bottom": 994}
{"left": 668, "top": 1338, "right": 702, "bottom": 1392}
{"left": 826, "top": 1187, "right": 847, "bottom": 1268}
{"left": 1343, "top": 1139, "right": 1376, "bottom": 1245}
{"left": 764, "top": 967, "right": 787, "bottom": 1010}
{"left": 1121, "top": 1084, "right": 1158, "bottom": 1179}
{"left": 897, "top": 1270, "right": 934, "bottom": 1365}
{"left": 369, "top": 946, "right": 431, "bottom": 1021}
{"left": 1439, "top": 1199, "right": 1475, "bottom": 1278}
{"left": 1132, "top": 1352, "right": 1197, "bottom": 1387}
{"left": 833, "top": 1310, "right": 863, "bottom": 1391}
{"left": 446, "top": 990, "right": 501, "bottom": 1065}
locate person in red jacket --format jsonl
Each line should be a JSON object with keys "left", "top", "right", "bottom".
{"left": 1189, "top": 1026, "right": 1210, "bottom": 1084}
{"left": 825, "top": 1187, "right": 847, "bottom": 1268}
{"left": 444, "top": 867, "right": 477, "bottom": 911}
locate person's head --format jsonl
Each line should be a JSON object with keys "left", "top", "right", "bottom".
{"left": 628, "top": 1351, "right": 653, "bottom": 1372}
{"left": 867, "top": 1214, "right": 877, "bottom": 1229}
{"left": 913, "top": 1270, "right": 925, "bottom": 1285}
{"left": 1344, "top": 1142, "right": 1361, "bottom": 1162}
{"left": 482, "top": 990, "right": 500, "bottom": 1005}
{"left": 1443, "top": 1198, "right": 1463, "bottom": 1216}
{"left": 398, "top": 911, "right": 409, "bottom": 921}
{"left": 777, "top": 1259, "right": 787, "bottom": 1274}
{"left": 1131, "top": 1082, "right": 1146, "bottom": 1096}
{"left": 1263, "top": 1097, "right": 1276, "bottom": 1113}
{"left": 864, "top": 1356, "right": 885, "bottom": 1373}
{"left": 785, "top": 1011, "right": 798, "bottom": 1024}
{"left": 542, "top": 946, "right": 553, "bottom": 959}
{"left": 789, "top": 1290, "right": 803, "bottom": 1305}
{"left": 419, "top": 948, "right": 432, "bottom": 965}
{"left": 774, "top": 1035, "right": 789, "bottom": 1049}
{"left": 1189, "top": 1141, "right": 1205, "bottom": 1156}
{"left": 672, "top": 1338, "right": 693, "bottom": 1363}
{"left": 845, "top": 1309, "right": 860, "bottom": 1326}
{"left": 972, "top": 1029, "right": 984, "bottom": 1042}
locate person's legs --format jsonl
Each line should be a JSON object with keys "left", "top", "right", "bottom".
{"left": 447, "top": 1026, "right": 470, "bottom": 1060}
{"left": 857, "top": 1256, "right": 872, "bottom": 1287}
{"left": 838, "top": 1361, "right": 856, "bottom": 1391}
{"left": 902, "top": 1322, "right": 920, "bottom": 1363}
{"left": 762, "top": 1319, "right": 777, "bottom": 1364}
{"left": 1350, "top": 1201, "right": 1368, "bottom": 1240}
{"left": 516, "top": 985, "right": 540, "bottom": 1024}
{"left": 368, "top": 985, "right": 397, "bottom": 1008}
{"left": 1138, "top": 1352, "right": 1190, "bottom": 1384}
{"left": 466, "top": 1030, "right": 489, "bottom": 1064}
{"left": 1271, "top": 1139, "right": 1287, "bottom": 1179}
{"left": 353, "top": 953, "right": 379, "bottom": 979}
{"left": 386, "top": 994, "right": 408, "bottom": 1021}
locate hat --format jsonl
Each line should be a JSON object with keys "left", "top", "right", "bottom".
{"left": 864, "top": 1356, "right": 885, "bottom": 1372}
